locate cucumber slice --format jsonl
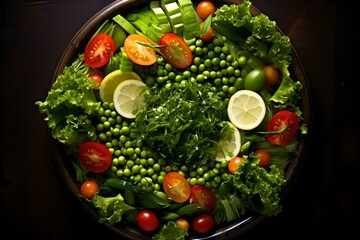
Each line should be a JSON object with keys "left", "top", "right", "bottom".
{"left": 150, "top": 1, "right": 172, "bottom": 32}
{"left": 120, "top": 47, "right": 134, "bottom": 72}
{"left": 178, "top": 0, "right": 200, "bottom": 43}
{"left": 113, "top": 14, "right": 138, "bottom": 34}
{"left": 161, "top": 1, "right": 184, "bottom": 34}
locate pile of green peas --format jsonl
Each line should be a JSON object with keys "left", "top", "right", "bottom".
{"left": 95, "top": 102, "right": 232, "bottom": 193}
{"left": 144, "top": 35, "right": 248, "bottom": 100}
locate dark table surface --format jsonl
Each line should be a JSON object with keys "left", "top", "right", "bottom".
{"left": 1, "top": 0, "right": 359, "bottom": 239}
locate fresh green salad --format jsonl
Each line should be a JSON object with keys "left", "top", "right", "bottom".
{"left": 36, "top": 0, "right": 307, "bottom": 239}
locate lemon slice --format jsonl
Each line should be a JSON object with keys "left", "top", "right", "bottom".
{"left": 113, "top": 79, "right": 149, "bottom": 119}
{"left": 215, "top": 121, "right": 242, "bottom": 162}
{"left": 99, "top": 69, "right": 142, "bottom": 102}
{"left": 227, "top": 90, "right": 266, "bottom": 130}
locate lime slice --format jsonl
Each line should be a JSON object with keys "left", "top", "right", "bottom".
{"left": 227, "top": 90, "right": 266, "bottom": 130}
{"left": 99, "top": 69, "right": 142, "bottom": 102}
{"left": 113, "top": 79, "right": 149, "bottom": 119}
{"left": 215, "top": 121, "right": 241, "bottom": 162}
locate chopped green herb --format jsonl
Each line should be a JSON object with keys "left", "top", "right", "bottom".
{"left": 135, "top": 81, "right": 228, "bottom": 166}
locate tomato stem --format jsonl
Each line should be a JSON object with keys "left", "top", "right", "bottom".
{"left": 257, "top": 125, "right": 288, "bottom": 135}
{"left": 137, "top": 42, "right": 165, "bottom": 57}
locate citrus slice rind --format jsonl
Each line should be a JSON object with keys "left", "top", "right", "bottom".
{"left": 99, "top": 69, "right": 142, "bottom": 102}
{"left": 215, "top": 121, "right": 242, "bottom": 162}
{"left": 113, "top": 79, "right": 148, "bottom": 119}
{"left": 227, "top": 90, "right": 266, "bottom": 130}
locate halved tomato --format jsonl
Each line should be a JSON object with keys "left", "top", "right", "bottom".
{"left": 163, "top": 172, "right": 191, "bottom": 203}
{"left": 78, "top": 141, "right": 112, "bottom": 173}
{"left": 124, "top": 34, "right": 157, "bottom": 66}
{"left": 84, "top": 33, "right": 116, "bottom": 68}
{"left": 159, "top": 33, "right": 193, "bottom": 69}
{"left": 266, "top": 110, "right": 299, "bottom": 146}
{"left": 188, "top": 185, "right": 216, "bottom": 212}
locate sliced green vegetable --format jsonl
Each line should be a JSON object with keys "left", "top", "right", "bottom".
{"left": 113, "top": 14, "right": 138, "bottom": 34}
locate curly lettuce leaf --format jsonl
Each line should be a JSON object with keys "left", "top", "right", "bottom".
{"left": 268, "top": 74, "right": 303, "bottom": 118}
{"left": 232, "top": 155, "right": 286, "bottom": 216}
{"left": 213, "top": 0, "right": 252, "bottom": 28}
{"left": 90, "top": 193, "right": 135, "bottom": 225}
{"left": 153, "top": 221, "right": 188, "bottom": 240}
{"left": 52, "top": 114, "right": 97, "bottom": 146}
{"left": 212, "top": 0, "right": 292, "bottom": 68}
{"left": 35, "top": 65, "right": 100, "bottom": 146}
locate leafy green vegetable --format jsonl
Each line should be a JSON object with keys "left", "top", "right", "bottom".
{"left": 232, "top": 155, "right": 286, "bottom": 216}
{"left": 212, "top": 0, "right": 306, "bottom": 126}
{"left": 89, "top": 193, "right": 135, "bottom": 225}
{"left": 125, "top": 6, "right": 168, "bottom": 43}
{"left": 35, "top": 64, "right": 100, "bottom": 147}
{"left": 135, "top": 81, "right": 228, "bottom": 166}
{"left": 213, "top": 182, "right": 244, "bottom": 224}
{"left": 212, "top": 0, "right": 291, "bottom": 71}
{"left": 268, "top": 74, "right": 303, "bottom": 117}
{"left": 242, "top": 131, "right": 300, "bottom": 170}
{"left": 135, "top": 192, "right": 171, "bottom": 208}
{"left": 153, "top": 221, "right": 188, "bottom": 240}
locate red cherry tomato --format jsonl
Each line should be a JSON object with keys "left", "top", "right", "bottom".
{"left": 192, "top": 214, "right": 215, "bottom": 234}
{"left": 188, "top": 185, "right": 216, "bottom": 212}
{"left": 84, "top": 33, "right": 116, "bottom": 68}
{"left": 163, "top": 172, "right": 191, "bottom": 203}
{"left": 137, "top": 209, "right": 159, "bottom": 233}
{"left": 228, "top": 156, "right": 243, "bottom": 174}
{"left": 254, "top": 149, "right": 271, "bottom": 167}
{"left": 266, "top": 110, "right": 299, "bottom": 146}
{"left": 159, "top": 33, "right": 193, "bottom": 69}
{"left": 78, "top": 141, "right": 112, "bottom": 173}
{"left": 124, "top": 34, "right": 157, "bottom": 66}
{"left": 196, "top": 1, "right": 216, "bottom": 20}
{"left": 80, "top": 180, "right": 99, "bottom": 200}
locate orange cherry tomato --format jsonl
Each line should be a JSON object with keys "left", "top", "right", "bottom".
{"left": 175, "top": 218, "right": 190, "bottom": 232}
{"left": 228, "top": 156, "right": 244, "bottom": 174}
{"left": 196, "top": 1, "right": 216, "bottom": 20}
{"left": 124, "top": 34, "right": 157, "bottom": 66}
{"left": 163, "top": 172, "right": 191, "bottom": 203}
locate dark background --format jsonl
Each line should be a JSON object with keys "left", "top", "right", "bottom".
{"left": 1, "top": 0, "right": 359, "bottom": 239}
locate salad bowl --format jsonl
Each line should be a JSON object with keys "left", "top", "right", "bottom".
{"left": 47, "top": 0, "right": 312, "bottom": 239}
